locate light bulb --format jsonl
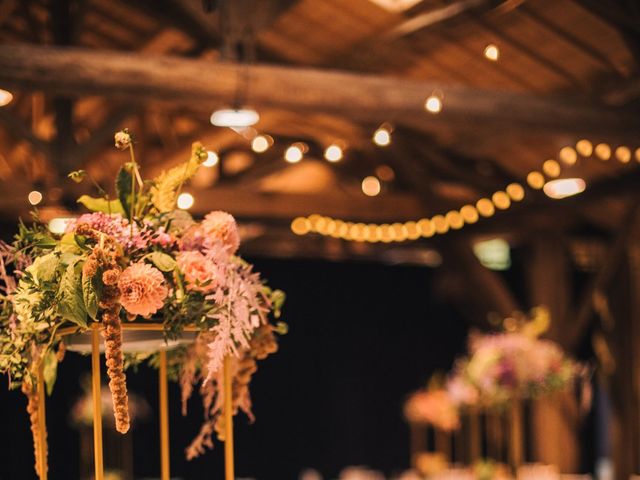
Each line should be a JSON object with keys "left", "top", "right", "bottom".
{"left": 28, "top": 190, "right": 43, "bottom": 206}
{"left": 203, "top": 151, "right": 219, "bottom": 167}
{"left": 177, "top": 192, "right": 194, "bottom": 210}
{"left": 361, "top": 176, "right": 381, "bottom": 196}
{"left": 285, "top": 145, "right": 303, "bottom": 163}
{"left": 324, "top": 144, "right": 343, "bottom": 162}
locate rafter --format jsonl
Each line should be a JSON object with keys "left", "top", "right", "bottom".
{"left": 0, "top": 45, "right": 638, "bottom": 138}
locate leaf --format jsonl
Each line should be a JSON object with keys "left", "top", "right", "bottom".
{"left": 116, "top": 166, "right": 133, "bottom": 218}
{"left": 82, "top": 265, "right": 102, "bottom": 321}
{"left": 165, "top": 209, "right": 195, "bottom": 233}
{"left": 56, "top": 261, "right": 88, "bottom": 327}
{"left": 27, "top": 253, "right": 60, "bottom": 284}
{"left": 77, "top": 195, "right": 125, "bottom": 215}
{"left": 151, "top": 142, "right": 206, "bottom": 213}
{"left": 42, "top": 349, "right": 58, "bottom": 396}
{"left": 67, "top": 170, "right": 87, "bottom": 183}
{"left": 148, "top": 251, "right": 177, "bottom": 272}
{"left": 270, "top": 290, "right": 286, "bottom": 319}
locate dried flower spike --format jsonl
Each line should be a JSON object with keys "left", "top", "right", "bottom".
{"left": 114, "top": 129, "right": 132, "bottom": 150}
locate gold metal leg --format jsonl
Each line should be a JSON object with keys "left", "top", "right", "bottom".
{"left": 469, "top": 408, "right": 481, "bottom": 462}
{"left": 159, "top": 350, "right": 170, "bottom": 480}
{"left": 91, "top": 324, "right": 104, "bottom": 480}
{"left": 509, "top": 400, "right": 523, "bottom": 471}
{"left": 37, "top": 363, "right": 48, "bottom": 480}
{"left": 223, "top": 356, "right": 234, "bottom": 480}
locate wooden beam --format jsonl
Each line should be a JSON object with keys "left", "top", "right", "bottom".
{"left": 0, "top": 45, "right": 637, "bottom": 137}
{"left": 384, "top": 0, "right": 501, "bottom": 39}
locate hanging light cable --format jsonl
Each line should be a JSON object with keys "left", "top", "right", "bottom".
{"left": 210, "top": 5, "right": 259, "bottom": 128}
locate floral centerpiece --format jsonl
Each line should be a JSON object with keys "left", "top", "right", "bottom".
{"left": 404, "top": 387, "right": 460, "bottom": 432}
{"left": 449, "top": 308, "right": 577, "bottom": 408}
{"left": 0, "top": 130, "right": 285, "bottom": 477}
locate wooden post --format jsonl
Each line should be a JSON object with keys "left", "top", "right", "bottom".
{"left": 37, "top": 363, "right": 48, "bottom": 480}
{"left": 91, "top": 324, "right": 104, "bottom": 480}
{"left": 223, "top": 355, "right": 234, "bottom": 480}
{"left": 159, "top": 350, "right": 170, "bottom": 480}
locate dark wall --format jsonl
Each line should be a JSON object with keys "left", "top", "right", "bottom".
{"left": 0, "top": 258, "right": 468, "bottom": 480}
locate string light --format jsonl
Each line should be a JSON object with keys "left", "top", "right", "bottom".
{"left": 460, "top": 205, "right": 479, "bottom": 224}
{"left": 285, "top": 144, "right": 304, "bottom": 163}
{"left": 291, "top": 217, "right": 311, "bottom": 235}
{"left": 492, "top": 191, "right": 511, "bottom": 210}
{"left": 483, "top": 44, "right": 500, "bottom": 61}
{"left": 526, "top": 171, "right": 545, "bottom": 190}
{"left": 293, "top": 140, "right": 637, "bottom": 243}
{"left": 28, "top": 190, "right": 43, "bottom": 206}
{"left": 324, "top": 144, "right": 343, "bottom": 162}
{"left": 615, "top": 146, "right": 631, "bottom": 163}
{"left": 203, "top": 151, "right": 219, "bottom": 167}
{"left": 362, "top": 176, "right": 381, "bottom": 196}
{"left": 560, "top": 146, "right": 578, "bottom": 165}
{"left": 542, "top": 159, "right": 561, "bottom": 178}
{"left": 425, "top": 94, "right": 443, "bottom": 114}
{"left": 445, "top": 211, "right": 464, "bottom": 229}
{"left": 177, "top": 192, "right": 194, "bottom": 210}
{"left": 418, "top": 218, "right": 435, "bottom": 238}
{"left": 0, "top": 89, "right": 13, "bottom": 107}
{"left": 476, "top": 198, "right": 495, "bottom": 217}
{"left": 575, "top": 140, "right": 592, "bottom": 157}
{"left": 506, "top": 183, "right": 525, "bottom": 202}
{"left": 373, "top": 127, "right": 391, "bottom": 146}
{"left": 252, "top": 135, "right": 273, "bottom": 153}
{"left": 594, "top": 143, "right": 611, "bottom": 160}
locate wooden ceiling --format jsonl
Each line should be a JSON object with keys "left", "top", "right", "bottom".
{"left": 0, "top": 0, "right": 639, "bottom": 266}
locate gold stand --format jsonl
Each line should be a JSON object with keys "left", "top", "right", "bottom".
{"left": 91, "top": 324, "right": 104, "bottom": 480}
{"left": 509, "top": 400, "right": 523, "bottom": 471}
{"left": 52, "top": 322, "right": 235, "bottom": 480}
{"left": 37, "top": 363, "right": 48, "bottom": 480}
{"left": 159, "top": 350, "right": 170, "bottom": 480}
{"left": 224, "top": 355, "right": 235, "bottom": 480}
{"left": 469, "top": 408, "right": 481, "bottom": 462}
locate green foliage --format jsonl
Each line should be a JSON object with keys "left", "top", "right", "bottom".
{"left": 56, "top": 261, "right": 88, "bottom": 328}
{"left": 29, "top": 253, "right": 60, "bottom": 284}
{"left": 147, "top": 251, "right": 177, "bottom": 272}
{"left": 151, "top": 142, "right": 206, "bottom": 213}
{"left": 77, "top": 195, "right": 125, "bottom": 215}
{"left": 116, "top": 166, "right": 133, "bottom": 218}
{"left": 82, "top": 266, "right": 102, "bottom": 321}
{"left": 42, "top": 349, "right": 58, "bottom": 395}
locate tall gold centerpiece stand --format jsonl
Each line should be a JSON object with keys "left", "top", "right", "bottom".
{"left": 36, "top": 323, "right": 236, "bottom": 480}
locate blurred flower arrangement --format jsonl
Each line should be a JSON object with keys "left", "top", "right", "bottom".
{"left": 448, "top": 307, "right": 578, "bottom": 409}
{"left": 70, "top": 377, "right": 150, "bottom": 428}
{"left": 405, "top": 307, "right": 581, "bottom": 434}
{"left": 0, "top": 130, "right": 285, "bottom": 477}
{"left": 404, "top": 387, "right": 460, "bottom": 432}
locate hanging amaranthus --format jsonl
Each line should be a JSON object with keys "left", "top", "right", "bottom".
{"left": 22, "top": 379, "right": 47, "bottom": 479}
{"left": 82, "top": 229, "right": 130, "bottom": 434}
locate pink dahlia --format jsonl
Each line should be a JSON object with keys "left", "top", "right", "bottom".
{"left": 176, "top": 251, "right": 218, "bottom": 292}
{"left": 118, "top": 263, "right": 168, "bottom": 317}
{"left": 202, "top": 211, "right": 240, "bottom": 254}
